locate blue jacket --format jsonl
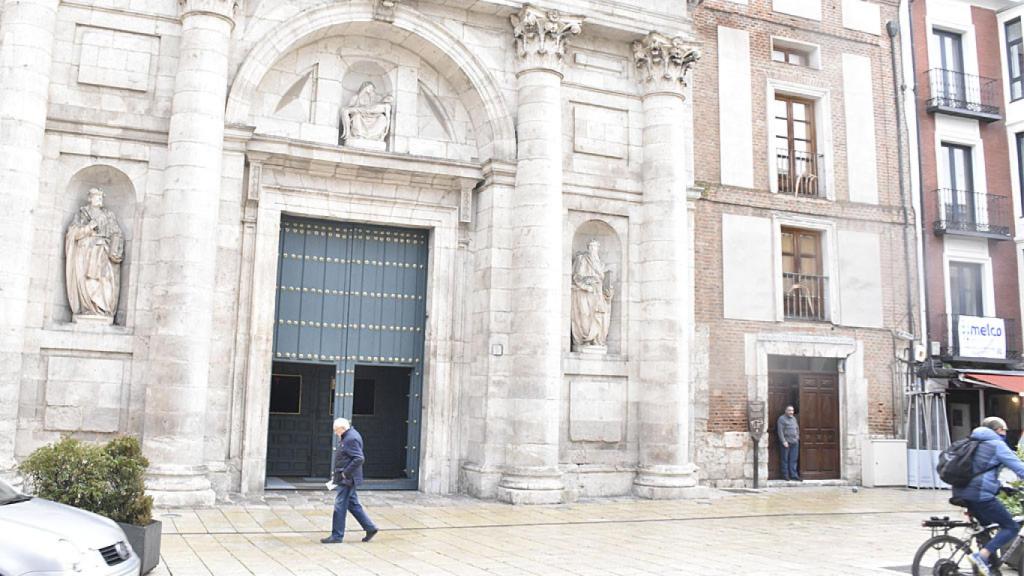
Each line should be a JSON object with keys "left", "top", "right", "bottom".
{"left": 953, "top": 426, "right": 1024, "bottom": 502}
{"left": 333, "top": 427, "right": 366, "bottom": 487}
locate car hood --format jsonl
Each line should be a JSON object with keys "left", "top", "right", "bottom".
{"left": 0, "top": 497, "right": 126, "bottom": 549}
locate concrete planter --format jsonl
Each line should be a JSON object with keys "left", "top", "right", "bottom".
{"left": 118, "top": 519, "right": 161, "bottom": 574}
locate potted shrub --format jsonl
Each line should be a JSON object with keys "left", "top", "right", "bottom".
{"left": 19, "top": 436, "right": 162, "bottom": 574}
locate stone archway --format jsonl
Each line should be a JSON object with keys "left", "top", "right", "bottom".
{"left": 225, "top": 0, "right": 515, "bottom": 164}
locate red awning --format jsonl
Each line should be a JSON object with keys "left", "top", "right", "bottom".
{"left": 964, "top": 373, "right": 1024, "bottom": 394}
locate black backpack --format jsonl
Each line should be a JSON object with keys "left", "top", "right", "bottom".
{"left": 937, "top": 438, "right": 997, "bottom": 487}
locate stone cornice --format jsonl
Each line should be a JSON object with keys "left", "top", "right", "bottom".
{"left": 511, "top": 5, "right": 583, "bottom": 74}
{"left": 469, "top": 0, "right": 693, "bottom": 38}
{"left": 632, "top": 32, "right": 700, "bottom": 96}
{"left": 179, "top": 0, "right": 238, "bottom": 25}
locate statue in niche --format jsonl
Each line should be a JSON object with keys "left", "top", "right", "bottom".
{"left": 571, "top": 239, "right": 614, "bottom": 353}
{"left": 65, "top": 187, "right": 124, "bottom": 323}
{"left": 339, "top": 81, "right": 393, "bottom": 147}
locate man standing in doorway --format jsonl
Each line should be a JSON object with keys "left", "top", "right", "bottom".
{"left": 777, "top": 405, "right": 801, "bottom": 481}
{"left": 322, "top": 418, "right": 379, "bottom": 544}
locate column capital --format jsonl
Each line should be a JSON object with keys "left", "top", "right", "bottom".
{"left": 179, "top": 0, "right": 238, "bottom": 25}
{"left": 510, "top": 5, "right": 583, "bottom": 74}
{"left": 632, "top": 32, "right": 700, "bottom": 97}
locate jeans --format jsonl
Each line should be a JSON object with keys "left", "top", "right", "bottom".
{"left": 781, "top": 441, "right": 799, "bottom": 480}
{"left": 331, "top": 483, "right": 377, "bottom": 540}
{"left": 969, "top": 498, "right": 1019, "bottom": 557}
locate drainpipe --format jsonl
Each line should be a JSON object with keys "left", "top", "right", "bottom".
{"left": 888, "top": 17, "right": 918, "bottom": 438}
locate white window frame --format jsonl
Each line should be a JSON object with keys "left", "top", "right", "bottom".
{"left": 770, "top": 36, "right": 822, "bottom": 70}
{"left": 934, "top": 115, "right": 989, "bottom": 228}
{"left": 927, "top": 15, "right": 980, "bottom": 81}
{"left": 943, "top": 240, "right": 996, "bottom": 319}
{"left": 771, "top": 213, "right": 840, "bottom": 324}
{"left": 766, "top": 79, "right": 834, "bottom": 200}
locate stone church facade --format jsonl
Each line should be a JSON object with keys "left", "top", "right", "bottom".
{"left": 0, "top": 0, "right": 912, "bottom": 506}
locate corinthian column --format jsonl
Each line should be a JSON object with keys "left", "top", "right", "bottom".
{"left": 0, "top": 0, "right": 60, "bottom": 476}
{"left": 496, "top": 6, "right": 582, "bottom": 505}
{"left": 142, "top": 0, "right": 236, "bottom": 507}
{"left": 632, "top": 32, "right": 701, "bottom": 499}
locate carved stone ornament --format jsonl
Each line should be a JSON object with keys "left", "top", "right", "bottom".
{"left": 510, "top": 5, "right": 584, "bottom": 72}
{"left": 374, "top": 0, "right": 401, "bottom": 22}
{"left": 570, "top": 240, "right": 614, "bottom": 353}
{"left": 178, "top": 0, "right": 239, "bottom": 22}
{"left": 632, "top": 32, "right": 700, "bottom": 95}
{"left": 65, "top": 188, "right": 124, "bottom": 324}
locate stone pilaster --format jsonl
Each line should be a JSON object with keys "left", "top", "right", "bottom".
{"left": 632, "top": 32, "right": 702, "bottom": 499}
{"left": 496, "top": 6, "right": 582, "bottom": 505}
{"left": 142, "top": 0, "right": 236, "bottom": 507}
{"left": 0, "top": 0, "right": 60, "bottom": 476}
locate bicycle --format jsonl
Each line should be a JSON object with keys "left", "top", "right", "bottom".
{"left": 912, "top": 486, "right": 1024, "bottom": 576}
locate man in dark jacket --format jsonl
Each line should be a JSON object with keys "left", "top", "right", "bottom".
{"left": 321, "top": 418, "right": 379, "bottom": 544}
{"left": 777, "top": 405, "right": 800, "bottom": 481}
{"left": 954, "top": 416, "right": 1024, "bottom": 575}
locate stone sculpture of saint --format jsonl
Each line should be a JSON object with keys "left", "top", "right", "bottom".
{"left": 340, "top": 81, "right": 393, "bottom": 143}
{"left": 571, "top": 240, "right": 614, "bottom": 352}
{"left": 65, "top": 187, "right": 124, "bottom": 321}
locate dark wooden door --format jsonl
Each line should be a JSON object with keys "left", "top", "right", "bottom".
{"left": 352, "top": 365, "right": 411, "bottom": 479}
{"left": 768, "top": 372, "right": 799, "bottom": 480}
{"left": 266, "top": 362, "right": 334, "bottom": 477}
{"left": 798, "top": 373, "right": 840, "bottom": 480}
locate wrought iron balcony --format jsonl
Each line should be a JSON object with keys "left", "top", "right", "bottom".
{"left": 933, "top": 313, "right": 1020, "bottom": 362}
{"left": 925, "top": 68, "right": 1001, "bottom": 122}
{"left": 776, "top": 148, "right": 825, "bottom": 198}
{"left": 932, "top": 189, "right": 1011, "bottom": 240}
{"left": 783, "top": 273, "right": 828, "bottom": 321}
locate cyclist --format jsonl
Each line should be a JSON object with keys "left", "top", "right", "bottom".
{"left": 954, "top": 416, "right": 1024, "bottom": 575}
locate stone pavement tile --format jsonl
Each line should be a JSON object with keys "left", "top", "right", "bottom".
{"left": 195, "top": 509, "right": 238, "bottom": 534}
{"left": 221, "top": 509, "right": 266, "bottom": 533}
{"left": 159, "top": 534, "right": 212, "bottom": 576}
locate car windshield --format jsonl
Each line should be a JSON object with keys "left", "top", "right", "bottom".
{"left": 0, "top": 479, "right": 28, "bottom": 504}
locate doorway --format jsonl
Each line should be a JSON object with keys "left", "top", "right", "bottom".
{"left": 767, "top": 356, "right": 841, "bottom": 480}
{"left": 266, "top": 362, "right": 336, "bottom": 480}
{"left": 352, "top": 365, "right": 412, "bottom": 479}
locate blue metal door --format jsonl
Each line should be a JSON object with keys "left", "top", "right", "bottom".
{"left": 271, "top": 217, "right": 428, "bottom": 488}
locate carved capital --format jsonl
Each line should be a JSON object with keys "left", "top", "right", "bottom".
{"left": 511, "top": 5, "right": 583, "bottom": 73}
{"left": 179, "top": 0, "right": 238, "bottom": 25}
{"left": 632, "top": 32, "right": 700, "bottom": 96}
{"left": 374, "top": 0, "right": 401, "bottom": 23}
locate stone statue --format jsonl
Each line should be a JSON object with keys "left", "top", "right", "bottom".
{"left": 571, "top": 240, "right": 614, "bottom": 353}
{"left": 340, "top": 81, "right": 393, "bottom": 147}
{"left": 65, "top": 187, "right": 124, "bottom": 322}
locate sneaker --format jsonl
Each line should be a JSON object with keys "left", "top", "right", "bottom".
{"left": 969, "top": 552, "right": 992, "bottom": 576}
{"left": 320, "top": 536, "right": 343, "bottom": 544}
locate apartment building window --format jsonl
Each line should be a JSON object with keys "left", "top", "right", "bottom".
{"left": 949, "top": 261, "right": 984, "bottom": 317}
{"left": 781, "top": 227, "right": 827, "bottom": 321}
{"left": 1008, "top": 19, "right": 1023, "bottom": 101}
{"left": 774, "top": 94, "right": 822, "bottom": 197}
{"left": 1018, "top": 133, "right": 1024, "bottom": 210}
{"left": 773, "top": 44, "right": 808, "bottom": 66}
{"left": 940, "top": 142, "right": 976, "bottom": 229}
{"left": 934, "top": 29, "right": 966, "bottom": 105}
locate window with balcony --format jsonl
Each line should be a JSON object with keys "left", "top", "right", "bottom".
{"left": 1007, "top": 19, "right": 1023, "bottom": 101}
{"left": 781, "top": 227, "right": 827, "bottom": 321}
{"left": 950, "top": 261, "right": 984, "bottom": 318}
{"left": 774, "top": 95, "right": 823, "bottom": 198}
{"left": 934, "top": 143, "right": 1011, "bottom": 238}
{"left": 927, "top": 28, "right": 1001, "bottom": 120}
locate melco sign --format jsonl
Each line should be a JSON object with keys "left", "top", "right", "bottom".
{"left": 958, "top": 316, "right": 1006, "bottom": 359}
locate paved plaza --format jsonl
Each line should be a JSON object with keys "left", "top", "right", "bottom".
{"left": 151, "top": 487, "right": 958, "bottom": 575}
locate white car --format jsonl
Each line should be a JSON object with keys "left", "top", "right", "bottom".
{"left": 0, "top": 479, "right": 140, "bottom": 576}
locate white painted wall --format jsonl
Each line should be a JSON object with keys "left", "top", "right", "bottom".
{"left": 843, "top": 53, "right": 880, "bottom": 204}
{"left": 722, "top": 213, "right": 775, "bottom": 321}
{"left": 718, "top": 26, "right": 753, "bottom": 188}
{"left": 842, "top": 0, "right": 881, "bottom": 36}
{"left": 773, "top": 0, "right": 821, "bottom": 21}
{"left": 837, "top": 230, "right": 884, "bottom": 328}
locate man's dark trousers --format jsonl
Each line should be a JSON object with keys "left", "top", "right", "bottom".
{"left": 969, "top": 499, "right": 1019, "bottom": 555}
{"left": 781, "top": 441, "right": 799, "bottom": 480}
{"left": 331, "top": 482, "right": 376, "bottom": 540}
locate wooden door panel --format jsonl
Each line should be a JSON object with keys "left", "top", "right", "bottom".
{"left": 798, "top": 373, "right": 840, "bottom": 480}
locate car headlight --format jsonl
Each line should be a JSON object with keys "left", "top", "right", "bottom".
{"left": 55, "top": 538, "right": 85, "bottom": 572}
{"left": 115, "top": 540, "right": 130, "bottom": 559}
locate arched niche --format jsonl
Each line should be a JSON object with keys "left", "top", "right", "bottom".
{"left": 570, "top": 220, "right": 623, "bottom": 355}
{"left": 59, "top": 165, "right": 137, "bottom": 326}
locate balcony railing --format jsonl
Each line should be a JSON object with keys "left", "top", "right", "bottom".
{"left": 933, "top": 189, "right": 1011, "bottom": 239}
{"left": 925, "top": 68, "right": 1001, "bottom": 121}
{"left": 783, "top": 273, "right": 828, "bottom": 321}
{"left": 933, "top": 314, "right": 1020, "bottom": 362}
{"left": 776, "top": 148, "right": 825, "bottom": 198}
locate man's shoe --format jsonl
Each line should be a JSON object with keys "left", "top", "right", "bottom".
{"left": 320, "top": 536, "right": 343, "bottom": 544}
{"left": 969, "top": 552, "right": 992, "bottom": 576}
{"left": 794, "top": 477, "right": 802, "bottom": 482}
{"left": 362, "top": 529, "right": 378, "bottom": 543}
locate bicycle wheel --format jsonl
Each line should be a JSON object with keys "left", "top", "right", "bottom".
{"left": 912, "top": 534, "right": 976, "bottom": 576}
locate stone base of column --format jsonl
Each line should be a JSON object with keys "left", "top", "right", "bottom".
{"left": 496, "top": 468, "right": 564, "bottom": 505}
{"left": 460, "top": 463, "right": 502, "bottom": 500}
{"left": 633, "top": 464, "right": 706, "bottom": 500}
{"left": 147, "top": 465, "right": 216, "bottom": 508}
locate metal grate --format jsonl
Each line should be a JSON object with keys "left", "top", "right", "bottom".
{"left": 99, "top": 542, "right": 129, "bottom": 566}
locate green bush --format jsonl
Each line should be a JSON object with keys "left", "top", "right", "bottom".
{"left": 998, "top": 442, "right": 1024, "bottom": 516}
{"left": 19, "top": 435, "right": 153, "bottom": 525}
